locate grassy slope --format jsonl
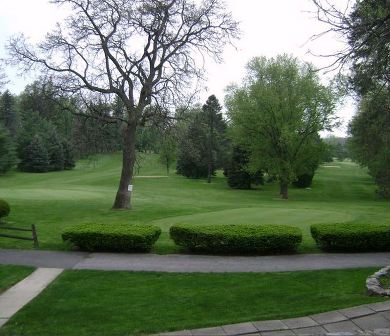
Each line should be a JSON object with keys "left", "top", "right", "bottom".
{"left": 0, "top": 153, "right": 389, "bottom": 253}
{"left": 0, "top": 268, "right": 387, "bottom": 336}
{"left": 0, "top": 265, "right": 35, "bottom": 294}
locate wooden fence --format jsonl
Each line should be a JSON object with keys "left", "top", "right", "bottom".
{"left": 0, "top": 224, "right": 39, "bottom": 248}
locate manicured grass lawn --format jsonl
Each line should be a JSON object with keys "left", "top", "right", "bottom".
{"left": 0, "top": 265, "right": 35, "bottom": 294}
{"left": 0, "top": 268, "right": 387, "bottom": 336}
{"left": 0, "top": 153, "right": 389, "bottom": 253}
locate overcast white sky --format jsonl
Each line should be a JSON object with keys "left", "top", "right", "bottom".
{"left": 0, "top": 0, "right": 354, "bottom": 136}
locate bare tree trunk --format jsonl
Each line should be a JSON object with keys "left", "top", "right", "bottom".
{"left": 280, "top": 181, "right": 289, "bottom": 200}
{"left": 113, "top": 122, "right": 137, "bottom": 209}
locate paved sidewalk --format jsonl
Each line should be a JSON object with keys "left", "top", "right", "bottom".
{"left": 0, "top": 268, "right": 63, "bottom": 327}
{"left": 1, "top": 249, "right": 390, "bottom": 273}
{"left": 158, "top": 301, "right": 390, "bottom": 336}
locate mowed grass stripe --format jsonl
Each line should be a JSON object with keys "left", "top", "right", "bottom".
{"left": 0, "top": 153, "right": 389, "bottom": 253}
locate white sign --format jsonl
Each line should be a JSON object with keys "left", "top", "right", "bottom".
{"left": 128, "top": 185, "right": 133, "bottom": 192}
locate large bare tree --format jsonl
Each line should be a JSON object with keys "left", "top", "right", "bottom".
{"left": 7, "top": 0, "right": 239, "bottom": 209}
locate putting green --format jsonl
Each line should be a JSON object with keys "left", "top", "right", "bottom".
{"left": 152, "top": 207, "right": 354, "bottom": 232}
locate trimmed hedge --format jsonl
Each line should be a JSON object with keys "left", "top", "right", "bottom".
{"left": 170, "top": 224, "right": 302, "bottom": 254}
{"left": 0, "top": 199, "right": 10, "bottom": 218}
{"left": 62, "top": 223, "right": 161, "bottom": 252}
{"left": 311, "top": 223, "right": 390, "bottom": 252}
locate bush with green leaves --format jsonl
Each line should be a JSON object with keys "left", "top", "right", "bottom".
{"left": 311, "top": 223, "right": 390, "bottom": 252}
{"left": 170, "top": 224, "right": 302, "bottom": 254}
{"left": 0, "top": 199, "right": 10, "bottom": 218}
{"left": 62, "top": 223, "right": 161, "bottom": 252}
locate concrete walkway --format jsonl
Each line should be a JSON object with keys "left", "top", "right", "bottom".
{"left": 158, "top": 301, "right": 390, "bottom": 336}
{"left": 1, "top": 249, "right": 390, "bottom": 273}
{"left": 0, "top": 268, "right": 63, "bottom": 327}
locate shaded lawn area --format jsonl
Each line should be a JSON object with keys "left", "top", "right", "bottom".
{"left": 1, "top": 268, "right": 387, "bottom": 336}
{"left": 0, "top": 265, "right": 35, "bottom": 294}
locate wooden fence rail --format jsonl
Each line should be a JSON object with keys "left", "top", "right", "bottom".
{"left": 0, "top": 224, "right": 39, "bottom": 248}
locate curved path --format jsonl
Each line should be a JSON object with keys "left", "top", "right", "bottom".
{"left": 1, "top": 249, "right": 390, "bottom": 273}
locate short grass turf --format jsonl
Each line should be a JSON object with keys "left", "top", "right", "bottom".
{"left": 0, "top": 265, "right": 35, "bottom": 294}
{"left": 0, "top": 268, "right": 387, "bottom": 336}
{"left": 0, "top": 153, "right": 389, "bottom": 253}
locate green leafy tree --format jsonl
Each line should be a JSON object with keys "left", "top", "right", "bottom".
{"left": 349, "top": 89, "right": 390, "bottom": 198}
{"left": 314, "top": 1, "right": 389, "bottom": 197}
{"left": 0, "top": 124, "right": 17, "bottom": 174}
{"left": 226, "top": 55, "right": 337, "bottom": 199}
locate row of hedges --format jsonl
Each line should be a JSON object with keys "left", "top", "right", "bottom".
{"left": 62, "top": 223, "right": 303, "bottom": 254}
{"left": 62, "top": 222, "right": 390, "bottom": 254}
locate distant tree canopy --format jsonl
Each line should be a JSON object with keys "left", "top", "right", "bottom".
{"left": 227, "top": 55, "right": 338, "bottom": 199}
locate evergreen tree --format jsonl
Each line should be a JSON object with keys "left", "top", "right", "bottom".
{"left": 202, "top": 95, "right": 227, "bottom": 183}
{"left": 176, "top": 97, "right": 228, "bottom": 180}
{"left": 0, "top": 124, "right": 17, "bottom": 174}
{"left": 62, "top": 140, "right": 76, "bottom": 170}
{"left": 176, "top": 113, "right": 209, "bottom": 178}
{"left": 225, "top": 147, "right": 263, "bottom": 189}
{"left": 0, "top": 90, "right": 19, "bottom": 137}
{"left": 18, "top": 135, "right": 50, "bottom": 173}
{"left": 44, "top": 127, "right": 65, "bottom": 171}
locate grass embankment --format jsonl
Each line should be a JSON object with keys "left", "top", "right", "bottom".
{"left": 0, "top": 268, "right": 386, "bottom": 336}
{"left": 0, "top": 265, "right": 35, "bottom": 294}
{"left": 0, "top": 153, "right": 389, "bottom": 253}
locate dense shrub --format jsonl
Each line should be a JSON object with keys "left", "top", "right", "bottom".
{"left": 0, "top": 199, "right": 10, "bottom": 218}
{"left": 170, "top": 224, "right": 302, "bottom": 254}
{"left": 311, "top": 223, "right": 390, "bottom": 252}
{"left": 62, "top": 223, "right": 161, "bottom": 252}
{"left": 293, "top": 172, "right": 315, "bottom": 188}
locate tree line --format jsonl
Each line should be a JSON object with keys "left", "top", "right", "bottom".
{"left": 1, "top": 0, "right": 388, "bottom": 211}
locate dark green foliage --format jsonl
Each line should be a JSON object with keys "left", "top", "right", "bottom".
{"left": 0, "top": 199, "right": 10, "bottom": 218}
{"left": 349, "top": 89, "right": 390, "bottom": 198}
{"left": 0, "top": 124, "right": 17, "bottom": 174}
{"left": 176, "top": 113, "right": 210, "bottom": 178}
{"left": 62, "top": 223, "right": 161, "bottom": 252}
{"left": 0, "top": 90, "right": 19, "bottom": 137}
{"left": 18, "top": 135, "right": 50, "bottom": 173}
{"left": 44, "top": 127, "right": 65, "bottom": 171}
{"left": 311, "top": 223, "right": 390, "bottom": 252}
{"left": 225, "top": 147, "right": 263, "bottom": 189}
{"left": 176, "top": 97, "right": 228, "bottom": 180}
{"left": 170, "top": 224, "right": 302, "bottom": 254}
{"left": 293, "top": 173, "right": 314, "bottom": 188}
{"left": 347, "top": 0, "right": 390, "bottom": 94}
{"left": 62, "top": 141, "right": 75, "bottom": 170}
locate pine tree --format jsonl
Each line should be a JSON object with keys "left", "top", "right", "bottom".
{"left": 18, "top": 135, "right": 50, "bottom": 173}
{"left": 0, "top": 90, "right": 19, "bottom": 137}
{"left": 0, "top": 124, "right": 17, "bottom": 174}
